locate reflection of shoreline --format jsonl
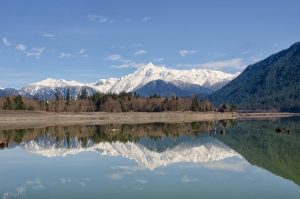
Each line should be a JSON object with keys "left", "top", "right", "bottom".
{"left": 0, "top": 122, "right": 218, "bottom": 148}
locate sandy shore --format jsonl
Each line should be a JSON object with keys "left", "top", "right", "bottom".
{"left": 0, "top": 111, "right": 298, "bottom": 130}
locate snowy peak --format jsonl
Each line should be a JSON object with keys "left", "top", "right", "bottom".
{"left": 108, "top": 63, "right": 237, "bottom": 93}
{"left": 138, "top": 62, "right": 166, "bottom": 71}
{"left": 90, "top": 78, "right": 119, "bottom": 93}
{"left": 2, "top": 63, "right": 240, "bottom": 99}
{"left": 29, "top": 78, "right": 84, "bottom": 88}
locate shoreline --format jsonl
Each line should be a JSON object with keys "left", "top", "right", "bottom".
{"left": 0, "top": 111, "right": 299, "bottom": 130}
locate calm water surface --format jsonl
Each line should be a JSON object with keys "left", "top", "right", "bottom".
{"left": 0, "top": 117, "right": 300, "bottom": 199}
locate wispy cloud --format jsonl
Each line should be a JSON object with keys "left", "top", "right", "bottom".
{"left": 201, "top": 159, "right": 249, "bottom": 172}
{"left": 132, "top": 43, "right": 142, "bottom": 48}
{"left": 58, "top": 49, "right": 88, "bottom": 59}
{"left": 4, "top": 38, "right": 45, "bottom": 59}
{"left": 87, "top": 14, "right": 115, "bottom": 24}
{"left": 26, "top": 48, "right": 45, "bottom": 59}
{"left": 199, "top": 58, "right": 246, "bottom": 71}
{"left": 108, "top": 173, "right": 124, "bottom": 180}
{"left": 113, "top": 62, "right": 145, "bottom": 68}
{"left": 181, "top": 175, "right": 198, "bottom": 183}
{"left": 77, "top": 49, "right": 88, "bottom": 57}
{"left": 107, "top": 54, "right": 145, "bottom": 68}
{"left": 108, "top": 165, "right": 145, "bottom": 180}
{"left": 153, "top": 57, "right": 164, "bottom": 62}
{"left": 134, "top": 49, "right": 147, "bottom": 55}
{"left": 88, "top": 15, "right": 108, "bottom": 23}
{"left": 141, "top": 17, "right": 151, "bottom": 22}
{"left": 136, "top": 178, "right": 148, "bottom": 184}
{"left": 2, "top": 37, "right": 12, "bottom": 46}
{"left": 59, "top": 177, "right": 72, "bottom": 184}
{"left": 40, "top": 32, "right": 56, "bottom": 38}
{"left": 16, "top": 44, "right": 27, "bottom": 52}
{"left": 15, "top": 44, "right": 45, "bottom": 59}
{"left": 59, "top": 52, "right": 73, "bottom": 59}
{"left": 107, "top": 54, "right": 121, "bottom": 61}
{"left": 177, "top": 58, "right": 246, "bottom": 72}
{"left": 179, "top": 49, "right": 197, "bottom": 57}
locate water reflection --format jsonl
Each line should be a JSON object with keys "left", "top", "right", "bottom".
{"left": 0, "top": 118, "right": 300, "bottom": 199}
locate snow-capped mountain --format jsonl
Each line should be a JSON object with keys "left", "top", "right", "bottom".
{"left": 19, "top": 78, "right": 96, "bottom": 100}
{"left": 1, "top": 63, "right": 239, "bottom": 99}
{"left": 20, "top": 136, "right": 241, "bottom": 170}
{"left": 108, "top": 63, "right": 237, "bottom": 93}
{"left": 88, "top": 78, "right": 119, "bottom": 93}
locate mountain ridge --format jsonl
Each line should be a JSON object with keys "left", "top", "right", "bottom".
{"left": 209, "top": 42, "right": 300, "bottom": 111}
{"left": 1, "top": 63, "right": 237, "bottom": 99}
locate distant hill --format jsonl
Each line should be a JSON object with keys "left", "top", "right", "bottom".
{"left": 209, "top": 42, "right": 300, "bottom": 112}
{"left": 135, "top": 80, "right": 212, "bottom": 97}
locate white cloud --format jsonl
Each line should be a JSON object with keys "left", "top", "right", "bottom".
{"left": 134, "top": 49, "right": 147, "bottom": 55}
{"left": 181, "top": 175, "right": 198, "bottom": 183}
{"left": 41, "top": 32, "right": 56, "bottom": 37}
{"left": 60, "top": 177, "right": 72, "bottom": 184}
{"left": 16, "top": 44, "right": 27, "bottom": 52}
{"left": 112, "top": 61, "right": 146, "bottom": 68}
{"left": 199, "top": 58, "right": 246, "bottom": 71}
{"left": 59, "top": 49, "right": 88, "bottom": 59}
{"left": 153, "top": 57, "right": 164, "bottom": 62}
{"left": 3, "top": 38, "right": 45, "bottom": 59}
{"left": 59, "top": 52, "right": 73, "bottom": 59}
{"left": 108, "top": 173, "right": 124, "bottom": 180}
{"left": 201, "top": 159, "right": 249, "bottom": 172}
{"left": 179, "top": 49, "right": 197, "bottom": 57}
{"left": 78, "top": 49, "right": 85, "bottom": 54}
{"left": 77, "top": 49, "right": 88, "bottom": 57}
{"left": 132, "top": 43, "right": 142, "bottom": 48}
{"left": 141, "top": 17, "right": 151, "bottom": 22}
{"left": 25, "top": 178, "right": 45, "bottom": 190}
{"left": 112, "top": 61, "right": 145, "bottom": 69}
{"left": 177, "top": 58, "right": 246, "bottom": 72}
{"left": 107, "top": 54, "right": 123, "bottom": 61}
{"left": 136, "top": 178, "right": 148, "bottom": 184}
{"left": 88, "top": 15, "right": 109, "bottom": 23}
{"left": 25, "top": 47, "right": 45, "bottom": 59}
{"left": 108, "top": 165, "right": 145, "bottom": 180}
{"left": 2, "top": 37, "right": 11, "bottom": 46}
{"left": 16, "top": 44, "right": 45, "bottom": 59}
{"left": 107, "top": 53, "right": 146, "bottom": 68}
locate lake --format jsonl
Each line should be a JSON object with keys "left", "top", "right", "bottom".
{"left": 0, "top": 117, "right": 300, "bottom": 199}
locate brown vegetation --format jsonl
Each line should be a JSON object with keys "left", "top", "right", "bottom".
{"left": 0, "top": 92, "right": 218, "bottom": 112}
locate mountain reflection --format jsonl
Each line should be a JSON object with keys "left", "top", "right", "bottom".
{"left": 0, "top": 117, "right": 299, "bottom": 185}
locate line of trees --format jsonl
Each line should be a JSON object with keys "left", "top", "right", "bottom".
{"left": 0, "top": 89, "right": 234, "bottom": 112}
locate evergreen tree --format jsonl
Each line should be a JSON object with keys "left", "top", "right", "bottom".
{"left": 2, "top": 97, "right": 12, "bottom": 110}
{"left": 79, "top": 88, "right": 88, "bottom": 100}
{"left": 66, "top": 88, "right": 71, "bottom": 105}
{"left": 191, "top": 96, "right": 199, "bottom": 111}
{"left": 55, "top": 88, "right": 60, "bottom": 101}
{"left": 13, "top": 95, "right": 26, "bottom": 110}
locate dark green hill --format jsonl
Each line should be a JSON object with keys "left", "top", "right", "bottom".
{"left": 209, "top": 42, "right": 300, "bottom": 111}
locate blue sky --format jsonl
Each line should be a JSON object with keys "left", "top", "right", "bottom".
{"left": 1, "top": 0, "right": 300, "bottom": 88}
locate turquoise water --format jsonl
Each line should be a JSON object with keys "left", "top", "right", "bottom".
{"left": 0, "top": 118, "right": 299, "bottom": 199}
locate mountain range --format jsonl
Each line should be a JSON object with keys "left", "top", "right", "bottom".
{"left": 0, "top": 63, "right": 237, "bottom": 99}
{"left": 209, "top": 42, "right": 300, "bottom": 111}
{"left": 1, "top": 42, "right": 299, "bottom": 111}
